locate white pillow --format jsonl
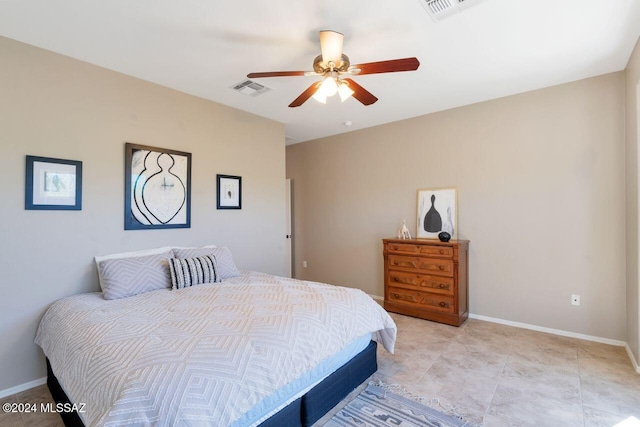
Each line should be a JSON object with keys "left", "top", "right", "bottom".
{"left": 95, "top": 246, "right": 174, "bottom": 289}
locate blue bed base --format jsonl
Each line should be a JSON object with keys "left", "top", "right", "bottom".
{"left": 46, "top": 340, "right": 378, "bottom": 427}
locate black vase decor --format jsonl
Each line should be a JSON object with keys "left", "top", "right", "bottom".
{"left": 424, "top": 194, "right": 442, "bottom": 232}
{"left": 438, "top": 231, "right": 451, "bottom": 242}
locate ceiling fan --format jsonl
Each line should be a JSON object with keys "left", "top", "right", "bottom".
{"left": 246, "top": 30, "right": 420, "bottom": 108}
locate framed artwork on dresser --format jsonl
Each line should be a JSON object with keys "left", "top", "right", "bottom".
{"left": 25, "top": 155, "right": 83, "bottom": 210}
{"left": 417, "top": 187, "right": 457, "bottom": 239}
{"left": 124, "top": 143, "right": 191, "bottom": 230}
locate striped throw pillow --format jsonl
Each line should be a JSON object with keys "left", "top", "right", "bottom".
{"left": 168, "top": 255, "right": 221, "bottom": 290}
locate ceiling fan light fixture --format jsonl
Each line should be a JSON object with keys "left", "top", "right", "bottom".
{"left": 338, "top": 81, "right": 354, "bottom": 102}
{"left": 321, "top": 75, "right": 338, "bottom": 97}
{"left": 319, "top": 30, "right": 344, "bottom": 66}
{"left": 312, "top": 90, "right": 327, "bottom": 104}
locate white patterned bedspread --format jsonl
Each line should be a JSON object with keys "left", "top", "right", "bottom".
{"left": 35, "top": 271, "right": 396, "bottom": 426}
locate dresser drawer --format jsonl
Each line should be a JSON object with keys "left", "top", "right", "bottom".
{"left": 387, "top": 255, "right": 454, "bottom": 277}
{"left": 386, "top": 242, "right": 453, "bottom": 258}
{"left": 387, "top": 271, "right": 454, "bottom": 296}
{"left": 387, "top": 286, "right": 455, "bottom": 313}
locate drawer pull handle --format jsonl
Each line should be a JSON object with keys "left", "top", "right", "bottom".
{"left": 393, "top": 277, "right": 399, "bottom": 282}
{"left": 439, "top": 265, "right": 445, "bottom": 270}
{"left": 439, "top": 302, "right": 446, "bottom": 307}
{"left": 439, "top": 249, "right": 444, "bottom": 254}
{"left": 439, "top": 283, "right": 445, "bottom": 288}
{"left": 393, "top": 293, "right": 399, "bottom": 298}
{"left": 393, "top": 261, "right": 398, "bottom": 265}
{"left": 394, "top": 246, "right": 398, "bottom": 250}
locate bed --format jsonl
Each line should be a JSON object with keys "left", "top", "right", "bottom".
{"left": 35, "top": 261, "right": 396, "bottom": 427}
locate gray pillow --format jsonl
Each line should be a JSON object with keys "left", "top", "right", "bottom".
{"left": 172, "top": 246, "right": 240, "bottom": 279}
{"left": 98, "top": 253, "right": 173, "bottom": 300}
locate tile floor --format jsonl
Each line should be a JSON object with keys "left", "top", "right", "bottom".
{"left": 1, "top": 314, "right": 638, "bottom": 426}
{"left": 372, "top": 313, "right": 640, "bottom": 427}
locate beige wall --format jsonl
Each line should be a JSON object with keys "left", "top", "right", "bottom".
{"left": 287, "top": 72, "right": 626, "bottom": 341}
{"left": 626, "top": 38, "right": 640, "bottom": 364}
{"left": 0, "top": 37, "right": 286, "bottom": 392}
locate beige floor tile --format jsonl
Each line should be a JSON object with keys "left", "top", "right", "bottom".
{"left": 514, "top": 329, "right": 581, "bottom": 349}
{"left": 579, "top": 356, "right": 640, "bottom": 386}
{"left": 423, "top": 358, "right": 502, "bottom": 391}
{"left": 462, "top": 319, "right": 518, "bottom": 340}
{"left": 509, "top": 336, "right": 580, "bottom": 369}
{"left": 578, "top": 340, "right": 631, "bottom": 363}
{"left": 580, "top": 375, "right": 640, "bottom": 418}
{"left": 583, "top": 405, "right": 630, "bottom": 427}
{"left": 487, "top": 383, "right": 584, "bottom": 427}
{"left": 21, "top": 412, "right": 64, "bottom": 427}
{"left": 443, "top": 341, "right": 509, "bottom": 370}
{"left": 16, "top": 385, "right": 55, "bottom": 406}
{"left": 499, "top": 357, "right": 581, "bottom": 403}
{"left": 482, "top": 413, "right": 531, "bottom": 427}
{"left": 0, "top": 413, "right": 25, "bottom": 427}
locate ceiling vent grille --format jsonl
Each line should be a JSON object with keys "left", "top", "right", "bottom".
{"left": 230, "top": 79, "right": 271, "bottom": 97}
{"left": 419, "top": 0, "right": 487, "bottom": 21}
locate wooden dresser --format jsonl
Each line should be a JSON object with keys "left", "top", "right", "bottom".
{"left": 383, "top": 238, "right": 469, "bottom": 326}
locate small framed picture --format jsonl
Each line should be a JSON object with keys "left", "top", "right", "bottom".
{"left": 25, "top": 155, "right": 82, "bottom": 210}
{"left": 217, "top": 174, "right": 242, "bottom": 209}
{"left": 417, "top": 187, "right": 457, "bottom": 239}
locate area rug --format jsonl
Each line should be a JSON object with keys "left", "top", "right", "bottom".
{"left": 325, "top": 383, "right": 474, "bottom": 427}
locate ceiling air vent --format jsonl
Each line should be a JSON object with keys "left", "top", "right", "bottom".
{"left": 230, "top": 79, "right": 271, "bottom": 97}
{"left": 419, "top": 0, "right": 487, "bottom": 21}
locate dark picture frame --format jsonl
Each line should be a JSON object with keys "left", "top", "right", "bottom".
{"left": 25, "top": 155, "right": 82, "bottom": 210}
{"left": 124, "top": 143, "right": 191, "bottom": 230}
{"left": 217, "top": 174, "right": 242, "bottom": 209}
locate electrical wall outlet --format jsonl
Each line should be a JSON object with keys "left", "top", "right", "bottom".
{"left": 571, "top": 294, "right": 580, "bottom": 306}
{"left": 303, "top": 261, "right": 308, "bottom": 268}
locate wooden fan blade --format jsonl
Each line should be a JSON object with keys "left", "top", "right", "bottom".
{"left": 247, "top": 71, "right": 306, "bottom": 78}
{"left": 350, "top": 57, "right": 420, "bottom": 75}
{"left": 342, "top": 78, "right": 378, "bottom": 106}
{"left": 289, "top": 81, "right": 322, "bottom": 108}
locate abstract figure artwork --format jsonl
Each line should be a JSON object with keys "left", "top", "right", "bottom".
{"left": 124, "top": 143, "right": 191, "bottom": 230}
{"left": 417, "top": 187, "right": 457, "bottom": 239}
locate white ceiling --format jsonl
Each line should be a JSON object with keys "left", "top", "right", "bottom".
{"left": 0, "top": 0, "right": 639, "bottom": 144}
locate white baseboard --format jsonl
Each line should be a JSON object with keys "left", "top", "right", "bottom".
{"left": 468, "top": 313, "right": 627, "bottom": 347}
{"left": 625, "top": 343, "right": 640, "bottom": 373}
{"left": 0, "top": 376, "right": 46, "bottom": 399}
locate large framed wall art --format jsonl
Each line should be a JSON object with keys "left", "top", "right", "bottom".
{"left": 25, "top": 155, "right": 83, "bottom": 210}
{"left": 124, "top": 143, "right": 191, "bottom": 230}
